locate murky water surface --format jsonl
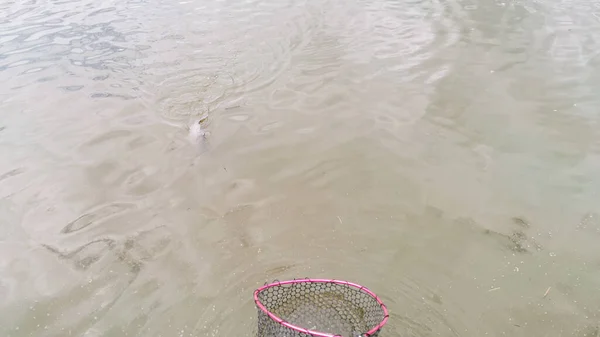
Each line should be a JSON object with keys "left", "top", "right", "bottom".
{"left": 2, "top": 0, "right": 600, "bottom": 336}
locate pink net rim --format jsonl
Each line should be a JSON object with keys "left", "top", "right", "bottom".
{"left": 253, "top": 278, "right": 389, "bottom": 337}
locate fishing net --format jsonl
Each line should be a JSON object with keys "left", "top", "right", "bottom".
{"left": 254, "top": 279, "right": 389, "bottom": 337}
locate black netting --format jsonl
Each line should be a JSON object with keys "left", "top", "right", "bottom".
{"left": 255, "top": 281, "right": 386, "bottom": 337}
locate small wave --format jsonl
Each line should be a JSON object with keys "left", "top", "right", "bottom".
{"left": 61, "top": 202, "right": 137, "bottom": 234}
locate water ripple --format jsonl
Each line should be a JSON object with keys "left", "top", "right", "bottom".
{"left": 0, "top": 0, "right": 145, "bottom": 99}
{"left": 3, "top": 0, "right": 600, "bottom": 336}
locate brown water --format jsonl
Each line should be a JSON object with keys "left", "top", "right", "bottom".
{"left": 2, "top": 0, "right": 600, "bottom": 336}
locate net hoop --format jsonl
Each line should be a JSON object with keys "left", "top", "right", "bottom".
{"left": 253, "top": 278, "right": 389, "bottom": 337}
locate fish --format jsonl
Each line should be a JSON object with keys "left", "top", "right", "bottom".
{"left": 188, "top": 119, "right": 210, "bottom": 142}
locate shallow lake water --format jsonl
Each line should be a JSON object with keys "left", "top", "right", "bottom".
{"left": 1, "top": 0, "right": 600, "bottom": 336}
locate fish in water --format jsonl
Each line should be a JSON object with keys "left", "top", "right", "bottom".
{"left": 188, "top": 119, "right": 210, "bottom": 143}
{"left": 187, "top": 118, "right": 212, "bottom": 155}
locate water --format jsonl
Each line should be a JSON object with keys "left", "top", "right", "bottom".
{"left": 1, "top": 0, "right": 600, "bottom": 336}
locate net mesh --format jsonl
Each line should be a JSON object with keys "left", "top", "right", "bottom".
{"left": 255, "top": 280, "right": 386, "bottom": 337}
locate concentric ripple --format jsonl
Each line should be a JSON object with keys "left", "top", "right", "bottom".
{"left": 3, "top": 0, "right": 600, "bottom": 337}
